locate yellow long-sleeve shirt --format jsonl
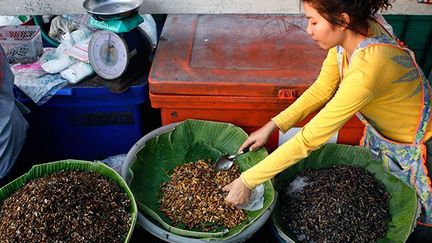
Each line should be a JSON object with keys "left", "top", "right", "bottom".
{"left": 241, "top": 21, "right": 432, "bottom": 189}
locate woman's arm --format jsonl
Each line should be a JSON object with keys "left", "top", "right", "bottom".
{"left": 238, "top": 48, "right": 342, "bottom": 154}
{"left": 273, "top": 47, "right": 341, "bottom": 133}
{"left": 241, "top": 60, "right": 375, "bottom": 188}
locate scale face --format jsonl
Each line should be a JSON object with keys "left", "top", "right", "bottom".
{"left": 88, "top": 30, "right": 129, "bottom": 80}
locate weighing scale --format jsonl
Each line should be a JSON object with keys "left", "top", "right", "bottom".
{"left": 88, "top": 14, "right": 151, "bottom": 80}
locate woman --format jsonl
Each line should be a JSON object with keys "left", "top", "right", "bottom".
{"left": 223, "top": 0, "right": 432, "bottom": 240}
{"left": 0, "top": 45, "right": 28, "bottom": 182}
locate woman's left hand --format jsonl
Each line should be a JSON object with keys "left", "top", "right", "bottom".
{"left": 223, "top": 177, "right": 251, "bottom": 206}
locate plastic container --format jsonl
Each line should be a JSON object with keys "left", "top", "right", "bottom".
{"left": 270, "top": 144, "right": 417, "bottom": 243}
{"left": 32, "top": 15, "right": 60, "bottom": 47}
{"left": 121, "top": 122, "right": 276, "bottom": 243}
{"left": 15, "top": 77, "right": 151, "bottom": 162}
{"left": 270, "top": 221, "right": 293, "bottom": 243}
{"left": 148, "top": 15, "right": 365, "bottom": 152}
{"left": 0, "top": 160, "right": 137, "bottom": 242}
{"left": 0, "top": 25, "right": 43, "bottom": 63}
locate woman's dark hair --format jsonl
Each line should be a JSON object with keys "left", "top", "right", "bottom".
{"left": 301, "top": 0, "right": 393, "bottom": 35}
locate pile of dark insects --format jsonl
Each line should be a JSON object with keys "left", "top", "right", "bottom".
{"left": 160, "top": 159, "right": 247, "bottom": 231}
{"left": 280, "top": 165, "right": 390, "bottom": 243}
{"left": 0, "top": 170, "right": 131, "bottom": 242}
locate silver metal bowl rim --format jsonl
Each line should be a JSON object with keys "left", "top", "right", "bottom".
{"left": 121, "top": 122, "right": 277, "bottom": 242}
{"left": 83, "top": 0, "right": 143, "bottom": 16}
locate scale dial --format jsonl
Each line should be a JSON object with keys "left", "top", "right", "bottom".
{"left": 88, "top": 30, "right": 129, "bottom": 80}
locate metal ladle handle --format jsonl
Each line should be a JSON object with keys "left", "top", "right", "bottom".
{"left": 240, "top": 146, "right": 250, "bottom": 154}
{"left": 227, "top": 146, "right": 250, "bottom": 160}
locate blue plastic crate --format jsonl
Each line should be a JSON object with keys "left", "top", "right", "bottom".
{"left": 15, "top": 77, "right": 152, "bottom": 162}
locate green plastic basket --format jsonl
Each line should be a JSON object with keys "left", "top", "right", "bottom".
{"left": 272, "top": 144, "right": 417, "bottom": 243}
{"left": 0, "top": 160, "right": 137, "bottom": 242}
{"left": 33, "top": 15, "right": 59, "bottom": 47}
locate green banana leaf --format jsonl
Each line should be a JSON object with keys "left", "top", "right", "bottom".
{"left": 128, "top": 119, "right": 276, "bottom": 240}
{"left": 272, "top": 143, "right": 417, "bottom": 243}
{"left": 0, "top": 160, "right": 137, "bottom": 243}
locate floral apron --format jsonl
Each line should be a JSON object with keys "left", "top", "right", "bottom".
{"left": 336, "top": 22, "right": 432, "bottom": 226}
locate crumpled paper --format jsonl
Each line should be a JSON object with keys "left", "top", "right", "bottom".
{"left": 48, "top": 15, "right": 81, "bottom": 42}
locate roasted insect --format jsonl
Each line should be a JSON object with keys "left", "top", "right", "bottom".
{"left": 160, "top": 159, "right": 247, "bottom": 231}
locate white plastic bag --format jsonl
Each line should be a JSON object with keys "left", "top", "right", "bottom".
{"left": 60, "top": 61, "right": 94, "bottom": 84}
{"left": 237, "top": 184, "right": 265, "bottom": 211}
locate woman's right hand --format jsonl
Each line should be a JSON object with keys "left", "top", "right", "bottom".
{"left": 239, "top": 120, "right": 278, "bottom": 152}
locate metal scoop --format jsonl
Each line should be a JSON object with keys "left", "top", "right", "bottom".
{"left": 214, "top": 147, "right": 250, "bottom": 171}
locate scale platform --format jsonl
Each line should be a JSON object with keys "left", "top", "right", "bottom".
{"left": 89, "top": 14, "right": 144, "bottom": 33}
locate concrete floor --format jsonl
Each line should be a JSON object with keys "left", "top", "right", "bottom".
{"left": 385, "top": 0, "right": 432, "bottom": 15}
